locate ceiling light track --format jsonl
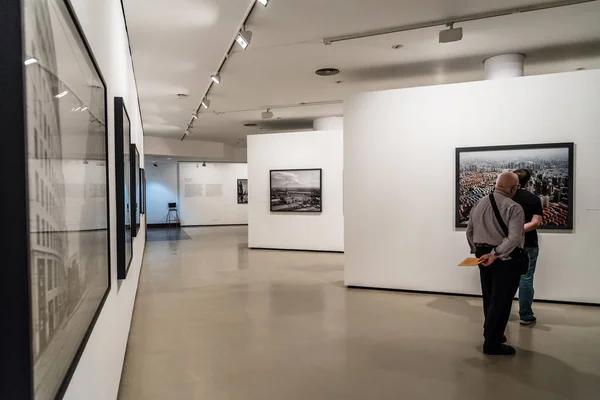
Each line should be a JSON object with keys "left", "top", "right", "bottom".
{"left": 216, "top": 100, "right": 343, "bottom": 115}
{"left": 322, "top": 0, "right": 597, "bottom": 45}
{"left": 182, "top": 0, "right": 268, "bottom": 141}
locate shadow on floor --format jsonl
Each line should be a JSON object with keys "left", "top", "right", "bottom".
{"left": 464, "top": 349, "right": 600, "bottom": 400}
{"left": 146, "top": 228, "right": 191, "bottom": 242}
{"left": 427, "top": 296, "right": 484, "bottom": 323}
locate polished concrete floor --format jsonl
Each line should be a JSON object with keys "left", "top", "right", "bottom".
{"left": 118, "top": 227, "right": 600, "bottom": 400}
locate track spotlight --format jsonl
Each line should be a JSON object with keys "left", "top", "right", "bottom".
{"left": 24, "top": 58, "right": 38, "bottom": 65}
{"left": 192, "top": 114, "right": 198, "bottom": 120}
{"left": 201, "top": 99, "right": 211, "bottom": 109}
{"left": 257, "top": 0, "right": 268, "bottom": 6}
{"left": 439, "top": 23, "right": 463, "bottom": 43}
{"left": 211, "top": 74, "right": 221, "bottom": 84}
{"left": 235, "top": 31, "right": 252, "bottom": 50}
{"left": 55, "top": 90, "right": 69, "bottom": 99}
{"left": 81, "top": 107, "right": 88, "bottom": 112}
{"left": 261, "top": 108, "right": 274, "bottom": 119}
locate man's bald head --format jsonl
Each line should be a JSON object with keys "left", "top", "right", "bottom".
{"left": 496, "top": 172, "right": 519, "bottom": 197}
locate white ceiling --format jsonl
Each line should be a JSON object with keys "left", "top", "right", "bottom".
{"left": 124, "top": 0, "right": 600, "bottom": 145}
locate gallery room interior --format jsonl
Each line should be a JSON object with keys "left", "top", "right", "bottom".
{"left": 1, "top": 0, "right": 599, "bottom": 399}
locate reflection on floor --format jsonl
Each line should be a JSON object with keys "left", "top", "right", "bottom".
{"left": 145, "top": 227, "right": 191, "bottom": 242}
{"left": 118, "top": 226, "right": 600, "bottom": 400}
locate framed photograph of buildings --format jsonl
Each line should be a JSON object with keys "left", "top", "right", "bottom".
{"left": 456, "top": 143, "right": 574, "bottom": 229}
{"left": 237, "top": 179, "right": 248, "bottom": 204}
{"left": 131, "top": 144, "right": 140, "bottom": 237}
{"left": 270, "top": 169, "right": 322, "bottom": 212}
{"left": 0, "top": 0, "right": 111, "bottom": 398}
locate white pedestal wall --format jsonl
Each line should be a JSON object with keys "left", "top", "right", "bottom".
{"left": 248, "top": 131, "right": 344, "bottom": 252}
{"left": 178, "top": 162, "right": 248, "bottom": 226}
{"left": 344, "top": 70, "right": 600, "bottom": 304}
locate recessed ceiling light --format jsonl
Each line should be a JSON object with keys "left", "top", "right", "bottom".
{"left": 177, "top": 93, "right": 188, "bottom": 99}
{"left": 315, "top": 68, "right": 340, "bottom": 76}
{"left": 24, "top": 58, "right": 38, "bottom": 65}
{"left": 211, "top": 74, "right": 221, "bottom": 84}
{"left": 244, "top": 123, "right": 258, "bottom": 127}
{"left": 335, "top": 80, "right": 343, "bottom": 84}
{"left": 392, "top": 44, "right": 403, "bottom": 49}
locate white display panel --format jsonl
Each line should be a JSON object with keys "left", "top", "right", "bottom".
{"left": 247, "top": 131, "right": 344, "bottom": 252}
{"left": 344, "top": 70, "right": 600, "bottom": 304}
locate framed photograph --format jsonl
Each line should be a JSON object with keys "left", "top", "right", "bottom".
{"left": 140, "top": 168, "right": 146, "bottom": 214}
{"left": 237, "top": 179, "right": 248, "bottom": 204}
{"left": 456, "top": 143, "right": 574, "bottom": 229}
{"left": 0, "top": 0, "right": 111, "bottom": 398}
{"left": 131, "top": 144, "right": 140, "bottom": 237}
{"left": 270, "top": 169, "right": 322, "bottom": 212}
{"left": 115, "top": 98, "right": 133, "bottom": 279}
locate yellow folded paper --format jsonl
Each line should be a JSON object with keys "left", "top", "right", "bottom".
{"left": 458, "top": 257, "right": 481, "bottom": 267}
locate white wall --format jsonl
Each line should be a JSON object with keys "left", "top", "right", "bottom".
{"left": 179, "top": 162, "right": 248, "bottom": 226}
{"left": 344, "top": 70, "right": 600, "bottom": 304}
{"left": 145, "top": 162, "right": 178, "bottom": 225}
{"left": 63, "top": 1, "right": 145, "bottom": 399}
{"left": 247, "top": 131, "right": 344, "bottom": 252}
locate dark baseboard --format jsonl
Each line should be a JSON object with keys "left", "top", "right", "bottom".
{"left": 347, "top": 285, "right": 600, "bottom": 308}
{"left": 250, "top": 247, "right": 344, "bottom": 254}
{"left": 148, "top": 223, "right": 180, "bottom": 229}
{"left": 182, "top": 224, "right": 248, "bottom": 227}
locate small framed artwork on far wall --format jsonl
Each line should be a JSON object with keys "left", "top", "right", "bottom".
{"left": 237, "top": 179, "right": 248, "bottom": 204}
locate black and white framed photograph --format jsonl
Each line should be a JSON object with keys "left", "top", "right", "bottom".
{"left": 0, "top": 0, "right": 111, "bottom": 398}
{"left": 237, "top": 179, "right": 248, "bottom": 204}
{"left": 131, "top": 144, "right": 140, "bottom": 237}
{"left": 140, "top": 168, "right": 146, "bottom": 214}
{"left": 270, "top": 169, "right": 322, "bottom": 212}
{"left": 115, "top": 97, "right": 133, "bottom": 279}
{"left": 456, "top": 143, "right": 574, "bottom": 229}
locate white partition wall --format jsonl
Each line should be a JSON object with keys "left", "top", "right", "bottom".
{"left": 344, "top": 70, "right": 600, "bottom": 304}
{"left": 178, "top": 162, "right": 248, "bottom": 226}
{"left": 247, "top": 131, "right": 344, "bottom": 252}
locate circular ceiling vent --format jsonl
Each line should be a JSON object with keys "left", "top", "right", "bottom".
{"left": 244, "top": 123, "right": 258, "bottom": 127}
{"left": 315, "top": 68, "right": 340, "bottom": 76}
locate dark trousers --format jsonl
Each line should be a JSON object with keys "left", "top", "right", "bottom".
{"left": 476, "top": 247, "right": 522, "bottom": 348}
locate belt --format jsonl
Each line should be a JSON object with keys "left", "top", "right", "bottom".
{"left": 475, "top": 243, "right": 496, "bottom": 248}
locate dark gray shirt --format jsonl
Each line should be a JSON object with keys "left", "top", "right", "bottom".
{"left": 466, "top": 190, "right": 525, "bottom": 260}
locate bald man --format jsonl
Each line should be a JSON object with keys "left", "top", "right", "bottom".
{"left": 466, "top": 172, "right": 525, "bottom": 355}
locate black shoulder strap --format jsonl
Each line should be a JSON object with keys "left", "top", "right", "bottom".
{"left": 489, "top": 192, "right": 509, "bottom": 237}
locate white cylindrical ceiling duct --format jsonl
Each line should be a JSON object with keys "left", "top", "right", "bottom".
{"left": 313, "top": 117, "right": 343, "bottom": 131}
{"left": 484, "top": 54, "right": 525, "bottom": 80}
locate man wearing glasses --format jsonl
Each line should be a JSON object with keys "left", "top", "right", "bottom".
{"left": 467, "top": 172, "right": 525, "bottom": 355}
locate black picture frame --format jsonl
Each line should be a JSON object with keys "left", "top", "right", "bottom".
{"left": 237, "top": 179, "right": 248, "bottom": 204}
{"left": 115, "top": 97, "right": 133, "bottom": 279}
{"left": 140, "top": 168, "right": 146, "bottom": 214}
{"left": 131, "top": 144, "right": 140, "bottom": 237}
{"left": 270, "top": 169, "right": 322, "bottom": 213}
{"left": 456, "top": 143, "right": 575, "bottom": 230}
{"left": 0, "top": 0, "right": 111, "bottom": 398}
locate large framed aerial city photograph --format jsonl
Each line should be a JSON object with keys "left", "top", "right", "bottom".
{"left": 0, "top": 0, "right": 111, "bottom": 398}
{"left": 456, "top": 143, "right": 574, "bottom": 229}
{"left": 237, "top": 179, "right": 248, "bottom": 204}
{"left": 270, "top": 169, "right": 322, "bottom": 212}
{"left": 115, "top": 97, "right": 133, "bottom": 279}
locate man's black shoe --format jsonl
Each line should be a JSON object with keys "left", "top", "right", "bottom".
{"left": 483, "top": 344, "right": 516, "bottom": 356}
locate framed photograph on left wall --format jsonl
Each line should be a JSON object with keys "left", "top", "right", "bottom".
{"left": 0, "top": 0, "right": 111, "bottom": 398}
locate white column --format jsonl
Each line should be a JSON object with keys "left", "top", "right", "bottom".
{"left": 313, "top": 117, "right": 343, "bottom": 131}
{"left": 484, "top": 53, "right": 525, "bottom": 80}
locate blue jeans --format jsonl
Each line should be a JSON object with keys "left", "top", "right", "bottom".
{"left": 519, "top": 247, "right": 539, "bottom": 320}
